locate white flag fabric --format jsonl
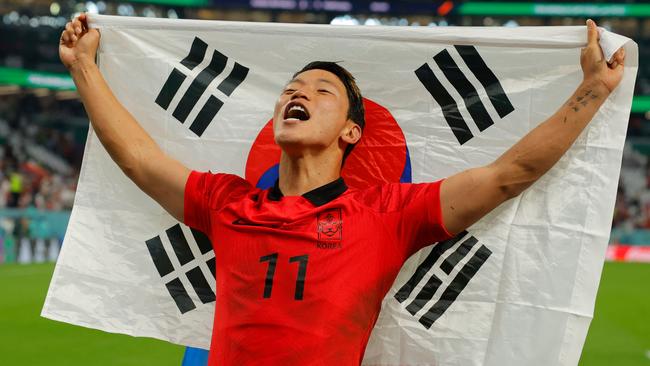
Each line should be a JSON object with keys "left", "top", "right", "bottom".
{"left": 43, "top": 14, "right": 637, "bottom": 366}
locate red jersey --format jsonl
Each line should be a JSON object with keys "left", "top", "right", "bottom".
{"left": 184, "top": 171, "right": 451, "bottom": 365}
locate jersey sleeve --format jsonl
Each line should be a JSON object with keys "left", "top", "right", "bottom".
{"left": 381, "top": 180, "right": 453, "bottom": 258}
{"left": 184, "top": 171, "right": 251, "bottom": 235}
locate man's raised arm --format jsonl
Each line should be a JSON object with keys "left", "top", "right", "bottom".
{"left": 440, "top": 19, "right": 626, "bottom": 235}
{"left": 60, "top": 14, "right": 190, "bottom": 222}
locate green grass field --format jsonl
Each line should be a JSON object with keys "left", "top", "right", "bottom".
{"left": 0, "top": 262, "right": 648, "bottom": 365}
{"left": 0, "top": 263, "right": 184, "bottom": 366}
{"left": 580, "top": 262, "right": 650, "bottom": 366}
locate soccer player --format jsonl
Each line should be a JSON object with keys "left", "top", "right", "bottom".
{"left": 60, "top": 14, "right": 624, "bottom": 365}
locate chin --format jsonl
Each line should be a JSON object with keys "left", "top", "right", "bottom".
{"left": 274, "top": 132, "right": 306, "bottom": 150}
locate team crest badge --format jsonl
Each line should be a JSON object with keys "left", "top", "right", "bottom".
{"left": 317, "top": 209, "right": 343, "bottom": 242}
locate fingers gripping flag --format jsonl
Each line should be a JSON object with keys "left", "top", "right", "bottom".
{"left": 42, "top": 15, "right": 637, "bottom": 366}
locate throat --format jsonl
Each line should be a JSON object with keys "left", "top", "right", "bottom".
{"left": 278, "top": 152, "right": 343, "bottom": 197}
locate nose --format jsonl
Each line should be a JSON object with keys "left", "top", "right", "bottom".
{"left": 290, "top": 88, "right": 310, "bottom": 101}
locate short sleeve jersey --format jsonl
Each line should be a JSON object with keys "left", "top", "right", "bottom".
{"left": 184, "top": 171, "right": 452, "bottom": 366}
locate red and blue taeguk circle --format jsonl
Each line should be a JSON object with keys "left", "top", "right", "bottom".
{"left": 245, "top": 98, "right": 411, "bottom": 189}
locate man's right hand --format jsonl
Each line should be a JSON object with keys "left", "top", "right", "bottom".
{"left": 60, "top": 13, "right": 99, "bottom": 70}
{"left": 58, "top": 13, "right": 190, "bottom": 223}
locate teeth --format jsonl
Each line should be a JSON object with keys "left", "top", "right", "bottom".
{"left": 289, "top": 105, "right": 305, "bottom": 112}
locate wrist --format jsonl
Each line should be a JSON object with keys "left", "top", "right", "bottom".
{"left": 69, "top": 54, "right": 97, "bottom": 75}
{"left": 581, "top": 77, "right": 611, "bottom": 97}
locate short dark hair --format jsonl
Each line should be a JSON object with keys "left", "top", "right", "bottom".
{"left": 293, "top": 61, "right": 365, "bottom": 161}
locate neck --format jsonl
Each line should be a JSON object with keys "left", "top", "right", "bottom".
{"left": 278, "top": 150, "right": 342, "bottom": 196}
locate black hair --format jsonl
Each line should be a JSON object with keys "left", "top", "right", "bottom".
{"left": 293, "top": 61, "right": 365, "bottom": 161}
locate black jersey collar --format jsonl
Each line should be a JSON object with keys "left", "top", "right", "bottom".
{"left": 268, "top": 177, "right": 348, "bottom": 206}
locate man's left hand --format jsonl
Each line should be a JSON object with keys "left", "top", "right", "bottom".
{"left": 581, "top": 19, "right": 625, "bottom": 94}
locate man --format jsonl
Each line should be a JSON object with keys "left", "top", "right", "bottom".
{"left": 60, "top": 14, "right": 624, "bottom": 365}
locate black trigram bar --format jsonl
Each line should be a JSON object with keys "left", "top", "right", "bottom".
{"left": 402, "top": 235, "right": 479, "bottom": 315}
{"left": 172, "top": 49, "right": 228, "bottom": 123}
{"left": 166, "top": 224, "right": 195, "bottom": 266}
{"left": 415, "top": 64, "right": 473, "bottom": 145}
{"left": 145, "top": 236, "right": 174, "bottom": 277}
{"left": 405, "top": 273, "right": 442, "bottom": 316}
{"left": 155, "top": 37, "right": 250, "bottom": 138}
{"left": 454, "top": 45, "right": 515, "bottom": 118}
{"left": 440, "top": 236, "right": 478, "bottom": 275}
{"left": 206, "top": 257, "right": 216, "bottom": 280}
{"left": 155, "top": 69, "right": 186, "bottom": 110}
{"left": 394, "top": 232, "right": 467, "bottom": 303}
{"left": 186, "top": 266, "right": 216, "bottom": 304}
{"left": 166, "top": 277, "right": 196, "bottom": 314}
{"left": 156, "top": 37, "right": 208, "bottom": 109}
{"left": 434, "top": 49, "right": 493, "bottom": 131}
{"left": 419, "top": 244, "right": 492, "bottom": 329}
{"left": 189, "top": 95, "right": 224, "bottom": 137}
{"left": 217, "top": 62, "right": 249, "bottom": 96}
{"left": 191, "top": 228, "right": 213, "bottom": 254}
{"left": 154, "top": 38, "right": 209, "bottom": 112}
{"left": 181, "top": 37, "right": 208, "bottom": 70}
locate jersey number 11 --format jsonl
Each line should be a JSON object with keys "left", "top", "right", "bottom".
{"left": 260, "top": 253, "right": 309, "bottom": 300}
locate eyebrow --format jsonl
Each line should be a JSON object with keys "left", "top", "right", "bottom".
{"left": 286, "top": 78, "right": 338, "bottom": 88}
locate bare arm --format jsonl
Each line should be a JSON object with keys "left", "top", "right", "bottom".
{"left": 60, "top": 14, "right": 190, "bottom": 221}
{"left": 440, "top": 19, "right": 626, "bottom": 235}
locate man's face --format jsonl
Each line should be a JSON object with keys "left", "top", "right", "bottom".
{"left": 273, "top": 69, "right": 359, "bottom": 156}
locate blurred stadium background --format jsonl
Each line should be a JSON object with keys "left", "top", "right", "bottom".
{"left": 0, "top": 0, "right": 648, "bottom": 365}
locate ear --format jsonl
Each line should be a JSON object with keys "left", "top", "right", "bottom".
{"left": 341, "top": 120, "right": 362, "bottom": 145}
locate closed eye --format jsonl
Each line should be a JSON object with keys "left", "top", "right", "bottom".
{"left": 318, "top": 89, "right": 333, "bottom": 94}
{"left": 283, "top": 88, "right": 296, "bottom": 94}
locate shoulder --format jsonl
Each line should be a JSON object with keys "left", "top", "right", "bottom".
{"left": 350, "top": 181, "right": 444, "bottom": 213}
{"left": 189, "top": 170, "right": 250, "bottom": 188}
{"left": 347, "top": 183, "right": 406, "bottom": 213}
{"left": 187, "top": 171, "right": 254, "bottom": 206}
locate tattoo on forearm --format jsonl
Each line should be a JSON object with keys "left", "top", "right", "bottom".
{"left": 567, "top": 88, "right": 599, "bottom": 113}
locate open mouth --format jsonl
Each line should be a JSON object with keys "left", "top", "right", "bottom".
{"left": 283, "top": 101, "right": 311, "bottom": 122}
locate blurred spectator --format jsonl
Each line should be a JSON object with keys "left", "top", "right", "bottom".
{"left": 611, "top": 140, "right": 650, "bottom": 245}
{"left": 0, "top": 92, "right": 83, "bottom": 212}
{"left": 8, "top": 169, "right": 22, "bottom": 207}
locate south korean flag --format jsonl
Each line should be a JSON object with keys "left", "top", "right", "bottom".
{"left": 43, "top": 14, "right": 637, "bottom": 366}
